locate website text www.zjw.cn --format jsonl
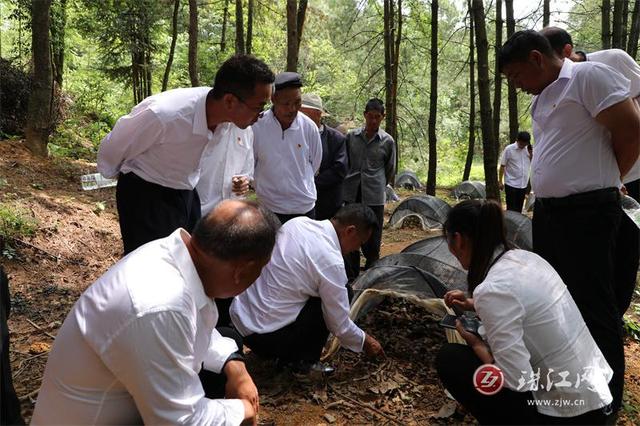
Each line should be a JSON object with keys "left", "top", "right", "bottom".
{"left": 527, "top": 399, "right": 586, "bottom": 408}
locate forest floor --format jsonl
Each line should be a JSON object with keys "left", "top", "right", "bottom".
{"left": 2, "top": 139, "right": 640, "bottom": 425}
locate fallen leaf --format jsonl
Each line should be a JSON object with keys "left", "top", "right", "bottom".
{"left": 432, "top": 401, "right": 457, "bottom": 419}
{"left": 323, "top": 413, "right": 336, "bottom": 424}
{"left": 28, "top": 341, "right": 51, "bottom": 354}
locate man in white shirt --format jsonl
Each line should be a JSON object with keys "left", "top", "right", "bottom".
{"left": 32, "top": 200, "right": 281, "bottom": 425}
{"left": 230, "top": 204, "right": 384, "bottom": 373}
{"left": 500, "top": 30, "right": 640, "bottom": 415}
{"left": 498, "top": 131, "right": 532, "bottom": 212}
{"left": 541, "top": 26, "right": 640, "bottom": 319}
{"left": 98, "top": 55, "right": 275, "bottom": 254}
{"left": 252, "top": 72, "right": 323, "bottom": 224}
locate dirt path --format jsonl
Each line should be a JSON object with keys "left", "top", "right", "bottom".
{"left": 2, "top": 140, "right": 640, "bottom": 424}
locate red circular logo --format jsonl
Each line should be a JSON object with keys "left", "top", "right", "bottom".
{"left": 473, "top": 364, "right": 504, "bottom": 395}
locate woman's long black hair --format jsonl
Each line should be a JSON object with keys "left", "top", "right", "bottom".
{"left": 444, "top": 199, "right": 511, "bottom": 292}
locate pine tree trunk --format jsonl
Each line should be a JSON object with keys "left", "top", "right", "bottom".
{"left": 286, "top": 0, "right": 298, "bottom": 71}
{"left": 463, "top": 0, "right": 476, "bottom": 182}
{"left": 426, "top": 0, "right": 438, "bottom": 195}
{"left": 492, "top": 0, "right": 503, "bottom": 159}
{"left": 629, "top": 0, "right": 640, "bottom": 57}
{"left": 221, "top": 0, "right": 229, "bottom": 52}
{"left": 25, "top": 0, "right": 53, "bottom": 157}
{"left": 623, "top": 0, "right": 630, "bottom": 49}
{"left": 471, "top": 0, "right": 499, "bottom": 201}
{"left": 543, "top": 0, "right": 550, "bottom": 27}
{"left": 235, "top": 0, "right": 245, "bottom": 54}
{"left": 246, "top": 0, "right": 254, "bottom": 54}
{"left": 604, "top": 0, "right": 613, "bottom": 49}
{"left": 162, "top": 0, "right": 180, "bottom": 92}
{"left": 188, "top": 0, "right": 199, "bottom": 86}
{"left": 505, "top": 0, "right": 518, "bottom": 143}
{"left": 613, "top": 0, "right": 625, "bottom": 49}
{"left": 50, "top": 0, "right": 67, "bottom": 88}
{"left": 296, "top": 0, "right": 307, "bottom": 56}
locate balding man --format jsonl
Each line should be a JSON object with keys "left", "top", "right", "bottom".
{"left": 32, "top": 200, "right": 281, "bottom": 426}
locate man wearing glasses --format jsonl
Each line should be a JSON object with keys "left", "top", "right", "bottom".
{"left": 98, "top": 54, "right": 275, "bottom": 255}
{"left": 252, "top": 72, "right": 323, "bottom": 224}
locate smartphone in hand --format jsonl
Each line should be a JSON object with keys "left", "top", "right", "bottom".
{"left": 439, "top": 313, "right": 483, "bottom": 336}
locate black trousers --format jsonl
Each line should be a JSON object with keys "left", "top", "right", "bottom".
{"left": 436, "top": 343, "right": 611, "bottom": 425}
{"left": 199, "top": 327, "right": 244, "bottom": 399}
{"left": 504, "top": 184, "right": 527, "bottom": 212}
{"left": 243, "top": 298, "right": 329, "bottom": 363}
{"left": 615, "top": 178, "right": 640, "bottom": 316}
{"left": 116, "top": 172, "right": 201, "bottom": 255}
{"left": 345, "top": 203, "right": 385, "bottom": 281}
{"left": 1, "top": 268, "right": 25, "bottom": 426}
{"left": 533, "top": 188, "right": 623, "bottom": 413}
{"left": 274, "top": 208, "right": 315, "bottom": 225}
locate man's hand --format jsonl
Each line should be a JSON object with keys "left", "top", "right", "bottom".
{"left": 231, "top": 175, "right": 251, "bottom": 196}
{"left": 499, "top": 181, "right": 504, "bottom": 190}
{"left": 240, "top": 399, "right": 257, "bottom": 426}
{"left": 443, "top": 290, "right": 474, "bottom": 312}
{"left": 224, "top": 360, "right": 259, "bottom": 416}
{"left": 455, "top": 320, "right": 493, "bottom": 364}
{"left": 363, "top": 334, "right": 385, "bottom": 358}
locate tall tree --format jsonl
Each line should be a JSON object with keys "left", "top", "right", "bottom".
{"left": 613, "top": 0, "right": 625, "bottom": 48}
{"left": 50, "top": 0, "right": 67, "bottom": 88}
{"left": 629, "top": 0, "right": 640, "bottom": 57}
{"left": 603, "top": 0, "right": 612, "bottom": 49}
{"left": 472, "top": 0, "right": 499, "bottom": 201}
{"left": 246, "top": 0, "right": 254, "bottom": 54}
{"left": 492, "top": 0, "right": 503, "bottom": 157}
{"left": 235, "top": 0, "right": 245, "bottom": 54}
{"left": 220, "top": 0, "right": 229, "bottom": 52}
{"left": 383, "top": 0, "right": 402, "bottom": 178}
{"left": 426, "top": 0, "right": 438, "bottom": 195}
{"left": 464, "top": 1, "right": 476, "bottom": 182}
{"left": 543, "top": 0, "right": 550, "bottom": 27}
{"left": 188, "top": 0, "right": 199, "bottom": 86}
{"left": 622, "top": 0, "right": 630, "bottom": 49}
{"left": 505, "top": 0, "right": 518, "bottom": 143}
{"left": 25, "top": 0, "right": 53, "bottom": 157}
{"left": 286, "top": 0, "right": 308, "bottom": 72}
{"left": 162, "top": 0, "right": 180, "bottom": 92}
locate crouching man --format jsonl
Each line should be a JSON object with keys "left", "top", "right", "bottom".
{"left": 230, "top": 204, "right": 385, "bottom": 373}
{"left": 32, "top": 200, "right": 281, "bottom": 425}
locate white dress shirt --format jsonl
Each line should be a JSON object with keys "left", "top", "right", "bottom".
{"left": 230, "top": 217, "right": 365, "bottom": 352}
{"left": 586, "top": 49, "right": 640, "bottom": 184}
{"left": 474, "top": 249, "right": 613, "bottom": 417}
{"left": 98, "top": 87, "right": 215, "bottom": 190}
{"left": 500, "top": 143, "right": 531, "bottom": 189}
{"left": 252, "top": 110, "right": 322, "bottom": 214}
{"left": 197, "top": 123, "right": 254, "bottom": 216}
{"left": 531, "top": 59, "right": 630, "bottom": 198}
{"left": 32, "top": 229, "right": 244, "bottom": 426}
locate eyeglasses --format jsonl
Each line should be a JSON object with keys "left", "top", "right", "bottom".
{"left": 232, "top": 93, "right": 269, "bottom": 115}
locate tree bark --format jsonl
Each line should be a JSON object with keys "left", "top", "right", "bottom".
{"left": 383, "top": 0, "right": 401, "bottom": 182}
{"left": 426, "top": 0, "right": 438, "bottom": 195}
{"left": 505, "top": 0, "right": 518, "bottom": 143}
{"left": 296, "top": 0, "right": 308, "bottom": 55}
{"left": 162, "top": 0, "right": 180, "bottom": 92}
{"left": 188, "top": 0, "right": 199, "bottom": 86}
{"left": 629, "top": 0, "right": 640, "bottom": 57}
{"left": 25, "top": 0, "right": 53, "bottom": 157}
{"left": 622, "top": 0, "right": 630, "bottom": 49}
{"left": 471, "top": 0, "right": 499, "bottom": 201}
{"left": 235, "top": 0, "right": 245, "bottom": 54}
{"left": 543, "top": 0, "right": 550, "bottom": 27}
{"left": 492, "top": 0, "right": 502, "bottom": 160}
{"left": 50, "top": 0, "right": 67, "bottom": 88}
{"left": 221, "top": 0, "right": 229, "bottom": 52}
{"left": 463, "top": 0, "right": 476, "bottom": 182}
{"left": 603, "top": 0, "right": 612, "bottom": 49}
{"left": 246, "top": 0, "right": 254, "bottom": 54}
{"left": 286, "top": 0, "right": 298, "bottom": 71}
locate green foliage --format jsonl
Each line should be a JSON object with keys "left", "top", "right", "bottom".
{"left": 0, "top": 202, "right": 37, "bottom": 258}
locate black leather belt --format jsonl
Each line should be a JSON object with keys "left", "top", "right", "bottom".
{"left": 535, "top": 187, "right": 620, "bottom": 209}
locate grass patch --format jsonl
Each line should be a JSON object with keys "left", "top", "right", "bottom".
{"left": 0, "top": 203, "right": 37, "bottom": 259}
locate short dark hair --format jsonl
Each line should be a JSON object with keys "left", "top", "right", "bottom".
{"left": 517, "top": 131, "right": 531, "bottom": 143}
{"left": 192, "top": 201, "right": 281, "bottom": 261}
{"left": 498, "top": 30, "right": 555, "bottom": 72}
{"left": 364, "top": 98, "right": 385, "bottom": 114}
{"left": 332, "top": 204, "right": 379, "bottom": 234}
{"left": 540, "top": 26, "right": 573, "bottom": 57}
{"left": 444, "top": 200, "right": 510, "bottom": 292}
{"left": 210, "top": 54, "right": 275, "bottom": 100}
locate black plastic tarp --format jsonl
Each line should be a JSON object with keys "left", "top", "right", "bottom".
{"left": 452, "top": 181, "right": 486, "bottom": 200}
{"left": 388, "top": 195, "right": 451, "bottom": 230}
{"left": 395, "top": 170, "right": 423, "bottom": 190}
{"left": 503, "top": 210, "right": 533, "bottom": 250}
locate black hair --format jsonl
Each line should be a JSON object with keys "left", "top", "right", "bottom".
{"left": 192, "top": 201, "right": 281, "bottom": 261}
{"left": 364, "top": 98, "right": 385, "bottom": 114}
{"left": 332, "top": 204, "right": 379, "bottom": 235}
{"left": 444, "top": 200, "right": 510, "bottom": 292}
{"left": 517, "top": 131, "right": 531, "bottom": 143}
{"left": 210, "top": 54, "right": 275, "bottom": 100}
{"left": 540, "top": 26, "right": 573, "bottom": 57}
{"left": 498, "top": 30, "right": 555, "bottom": 72}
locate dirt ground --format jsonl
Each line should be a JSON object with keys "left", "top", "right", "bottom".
{"left": 2, "top": 139, "right": 640, "bottom": 425}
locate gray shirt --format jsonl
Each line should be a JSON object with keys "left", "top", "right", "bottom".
{"left": 343, "top": 127, "right": 396, "bottom": 206}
